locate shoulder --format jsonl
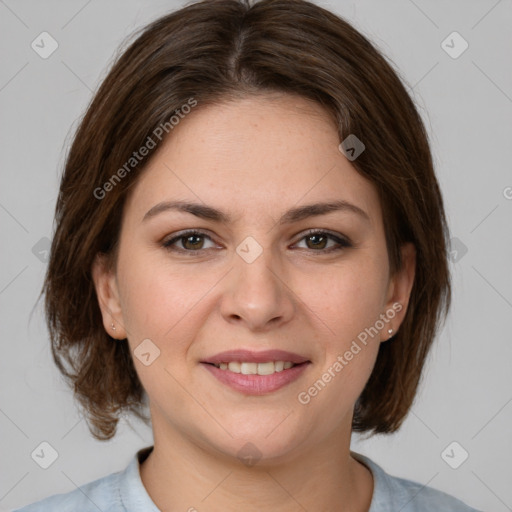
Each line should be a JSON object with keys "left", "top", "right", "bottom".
{"left": 380, "top": 472, "right": 483, "bottom": 512}
{"left": 12, "top": 470, "right": 124, "bottom": 512}
{"left": 351, "top": 451, "right": 483, "bottom": 512}
{"left": 13, "top": 446, "right": 158, "bottom": 512}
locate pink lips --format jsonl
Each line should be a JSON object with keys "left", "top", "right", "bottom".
{"left": 201, "top": 349, "right": 311, "bottom": 395}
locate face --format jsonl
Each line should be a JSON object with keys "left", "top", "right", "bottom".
{"left": 93, "top": 94, "right": 415, "bottom": 465}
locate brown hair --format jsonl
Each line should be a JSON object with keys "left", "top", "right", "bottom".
{"left": 39, "top": 0, "right": 451, "bottom": 440}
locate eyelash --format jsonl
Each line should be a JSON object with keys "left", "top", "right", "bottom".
{"left": 162, "top": 229, "right": 353, "bottom": 255}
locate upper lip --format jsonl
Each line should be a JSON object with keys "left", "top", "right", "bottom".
{"left": 201, "top": 349, "right": 310, "bottom": 365}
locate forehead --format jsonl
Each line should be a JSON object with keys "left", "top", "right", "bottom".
{"left": 123, "top": 95, "right": 382, "bottom": 228}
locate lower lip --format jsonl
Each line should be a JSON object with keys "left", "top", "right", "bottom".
{"left": 201, "top": 362, "right": 310, "bottom": 395}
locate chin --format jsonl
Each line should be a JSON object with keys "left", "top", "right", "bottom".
{"left": 202, "top": 424, "right": 309, "bottom": 468}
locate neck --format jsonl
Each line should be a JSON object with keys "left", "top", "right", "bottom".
{"left": 139, "top": 420, "right": 373, "bottom": 512}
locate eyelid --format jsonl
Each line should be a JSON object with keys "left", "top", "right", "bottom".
{"left": 162, "top": 229, "right": 218, "bottom": 250}
{"left": 162, "top": 228, "right": 353, "bottom": 254}
{"left": 298, "top": 228, "right": 352, "bottom": 245}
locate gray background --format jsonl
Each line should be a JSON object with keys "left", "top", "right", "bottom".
{"left": 1, "top": 0, "right": 511, "bottom": 510}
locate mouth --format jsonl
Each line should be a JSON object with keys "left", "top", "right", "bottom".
{"left": 204, "top": 360, "right": 306, "bottom": 375}
{"left": 200, "top": 349, "right": 311, "bottom": 395}
{"left": 201, "top": 348, "right": 310, "bottom": 366}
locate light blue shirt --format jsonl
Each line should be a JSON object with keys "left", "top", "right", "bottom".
{"left": 13, "top": 446, "right": 482, "bottom": 511}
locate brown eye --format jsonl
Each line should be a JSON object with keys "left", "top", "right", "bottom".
{"left": 305, "top": 233, "right": 329, "bottom": 250}
{"left": 181, "top": 234, "right": 205, "bottom": 250}
{"left": 295, "top": 230, "right": 353, "bottom": 253}
{"left": 163, "top": 230, "right": 215, "bottom": 253}
{"left": 162, "top": 229, "right": 352, "bottom": 255}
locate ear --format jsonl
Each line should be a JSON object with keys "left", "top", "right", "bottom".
{"left": 91, "top": 252, "right": 127, "bottom": 339}
{"left": 380, "top": 242, "right": 416, "bottom": 342}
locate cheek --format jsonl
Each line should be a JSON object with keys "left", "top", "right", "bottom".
{"left": 117, "top": 249, "right": 211, "bottom": 342}
{"left": 116, "top": 256, "right": 209, "bottom": 402}
{"left": 296, "top": 270, "right": 384, "bottom": 421}
{"left": 302, "top": 258, "right": 388, "bottom": 341}
{"left": 295, "top": 256, "right": 386, "bottom": 399}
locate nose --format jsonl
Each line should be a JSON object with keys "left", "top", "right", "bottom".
{"left": 219, "top": 244, "right": 295, "bottom": 332}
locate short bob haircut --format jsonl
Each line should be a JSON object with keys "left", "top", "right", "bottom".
{"left": 40, "top": 0, "right": 451, "bottom": 440}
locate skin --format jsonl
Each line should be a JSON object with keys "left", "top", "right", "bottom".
{"left": 92, "top": 94, "right": 415, "bottom": 512}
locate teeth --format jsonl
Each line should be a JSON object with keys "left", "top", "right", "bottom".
{"left": 228, "top": 362, "right": 240, "bottom": 373}
{"left": 241, "top": 362, "right": 258, "bottom": 375}
{"left": 256, "top": 362, "right": 275, "bottom": 375}
{"left": 274, "top": 361, "right": 284, "bottom": 372}
{"left": 213, "top": 361, "right": 298, "bottom": 375}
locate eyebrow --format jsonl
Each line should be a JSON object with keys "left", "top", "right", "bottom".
{"left": 142, "top": 199, "right": 370, "bottom": 225}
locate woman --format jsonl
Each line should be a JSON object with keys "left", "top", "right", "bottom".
{"left": 15, "top": 0, "right": 482, "bottom": 510}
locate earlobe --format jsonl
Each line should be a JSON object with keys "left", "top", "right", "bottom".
{"left": 91, "top": 253, "right": 127, "bottom": 339}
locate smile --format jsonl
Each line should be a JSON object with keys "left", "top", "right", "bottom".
{"left": 202, "top": 361, "right": 310, "bottom": 395}
{"left": 212, "top": 361, "right": 296, "bottom": 375}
